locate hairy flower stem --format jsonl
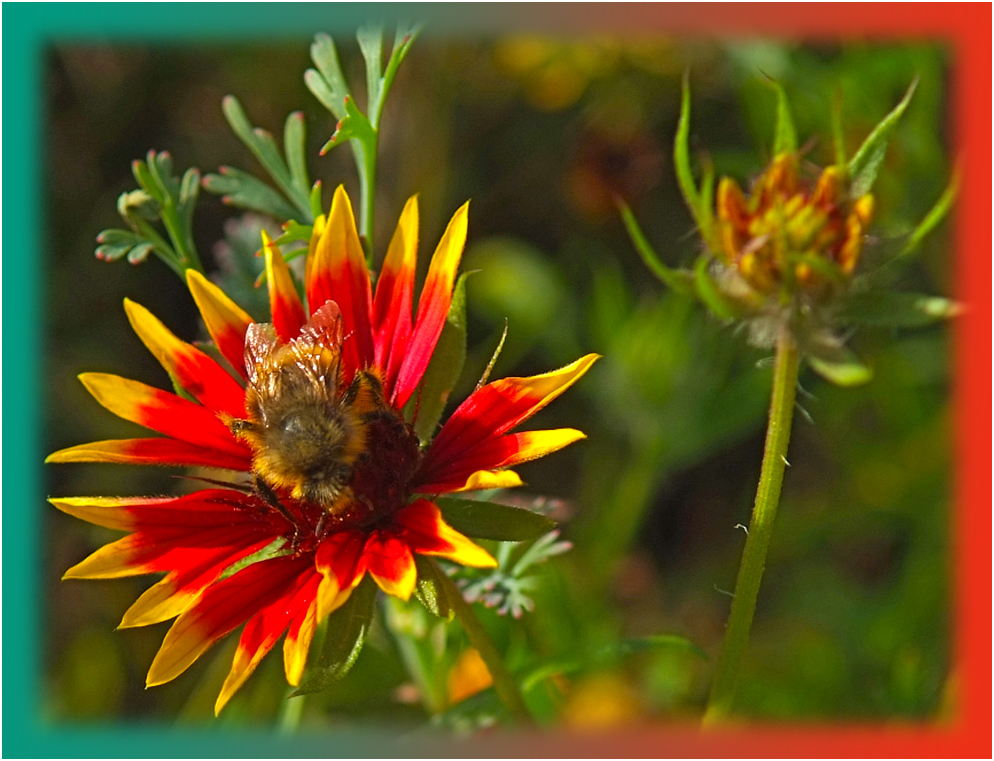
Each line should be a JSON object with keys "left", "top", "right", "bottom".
{"left": 704, "top": 330, "right": 800, "bottom": 723}
{"left": 432, "top": 560, "right": 535, "bottom": 725}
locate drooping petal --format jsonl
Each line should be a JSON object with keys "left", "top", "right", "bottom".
{"left": 362, "top": 532, "right": 416, "bottom": 601}
{"left": 77, "top": 373, "right": 247, "bottom": 455}
{"left": 124, "top": 299, "right": 246, "bottom": 418}
{"left": 46, "top": 438, "right": 252, "bottom": 471}
{"left": 394, "top": 500, "right": 497, "bottom": 569}
{"left": 415, "top": 429, "right": 585, "bottom": 495}
{"left": 391, "top": 202, "right": 469, "bottom": 408}
{"left": 49, "top": 495, "right": 169, "bottom": 532}
{"left": 215, "top": 565, "right": 321, "bottom": 714}
{"left": 314, "top": 529, "right": 366, "bottom": 620}
{"left": 147, "top": 554, "right": 313, "bottom": 688}
{"left": 417, "top": 355, "right": 599, "bottom": 487}
{"left": 185, "top": 270, "right": 253, "bottom": 379}
{"left": 283, "top": 571, "right": 323, "bottom": 686}
{"left": 305, "top": 186, "right": 374, "bottom": 376}
{"left": 371, "top": 195, "right": 418, "bottom": 396}
{"left": 262, "top": 230, "right": 306, "bottom": 342}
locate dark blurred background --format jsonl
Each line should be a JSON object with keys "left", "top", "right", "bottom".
{"left": 44, "top": 36, "right": 953, "bottom": 725}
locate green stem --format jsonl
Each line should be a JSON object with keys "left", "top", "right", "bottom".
{"left": 383, "top": 596, "right": 447, "bottom": 715}
{"left": 704, "top": 329, "right": 800, "bottom": 723}
{"left": 352, "top": 138, "right": 378, "bottom": 267}
{"left": 278, "top": 689, "right": 305, "bottom": 734}
{"left": 431, "top": 560, "right": 535, "bottom": 725}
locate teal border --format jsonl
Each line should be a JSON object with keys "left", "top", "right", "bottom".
{"left": 1, "top": 4, "right": 510, "bottom": 758}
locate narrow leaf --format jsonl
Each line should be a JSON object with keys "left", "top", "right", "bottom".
{"left": 378, "top": 24, "right": 422, "bottom": 126}
{"left": 413, "top": 272, "right": 470, "bottom": 443}
{"left": 848, "top": 78, "right": 918, "bottom": 198}
{"left": 831, "top": 89, "right": 847, "bottom": 169}
{"left": 618, "top": 200, "right": 694, "bottom": 293}
{"left": 309, "top": 33, "right": 351, "bottom": 120}
{"left": 284, "top": 111, "right": 310, "bottom": 205}
{"left": 304, "top": 68, "right": 341, "bottom": 117}
{"left": 674, "top": 73, "right": 700, "bottom": 218}
{"left": 899, "top": 166, "right": 959, "bottom": 258}
{"left": 356, "top": 25, "right": 384, "bottom": 114}
{"left": 203, "top": 167, "right": 300, "bottom": 221}
{"left": 293, "top": 577, "right": 377, "bottom": 696}
{"left": 319, "top": 95, "right": 375, "bottom": 155}
{"left": 436, "top": 498, "right": 556, "bottom": 542}
{"left": 771, "top": 81, "right": 797, "bottom": 155}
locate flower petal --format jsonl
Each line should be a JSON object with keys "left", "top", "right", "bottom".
{"left": 445, "top": 469, "right": 524, "bottom": 494}
{"left": 305, "top": 186, "right": 374, "bottom": 376}
{"left": 283, "top": 572, "right": 323, "bottom": 686}
{"left": 417, "top": 355, "right": 599, "bottom": 487}
{"left": 77, "top": 373, "right": 247, "bottom": 455}
{"left": 372, "top": 195, "right": 418, "bottom": 397}
{"left": 314, "top": 529, "right": 366, "bottom": 620}
{"left": 46, "top": 438, "right": 252, "bottom": 471}
{"left": 416, "top": 429, "right": 585, "bottom": 494}
{"left": 362, "top": 532, "right": 416, "bottom": 601}
{"left": 124, "top": 298, "right": 246, "bottom": 418}
{"left": 215, "top": 565, "right": 320, "bottom": 714}
{"left": 147, "top": 554, "right": 313, "bottom": 688}
{"left": 49, "top": 495, "right": 170, "bottom": 532}
{"left": 391, "top": 202, "right": 469, "bottom": 408}
{"left": 262, "top": 230, "right": 306, "bottom": 342}
{"left": 395, "top": 500, "right": 497, "bottom": 569}
{"left": 185, "top": 269, "right": 253, "bottom": 379}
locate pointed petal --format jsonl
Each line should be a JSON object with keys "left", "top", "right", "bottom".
{"left": 49, "top": 495, "right": 170, "bottom": 531}
{"left": 77, "top": 373, "right": 246, "bottom": 455}
{"left": 46, "top": 437, "right": 252, "bottom": 471}
{"left": 120, "top": 536, "right": 276, "bottom": 628}
{"left": 303, "top": 213, "right": 326, "bottom": 292}
{"left": 283, "top": 573, "right": 322, "bottom": 686}
{"left": 392, "top": 202, "right": 469, "bottom": 407}
{"left": 314, "top": 530, "right": 366, "bottom": 619}
{"left": 418, "top": 355, "right": 599, "bottom": 485}
{"left": 305, "top": 186, "right": 374, "bottom": 375}
{"left": 362, "top": 532, "right": 416, "bottom": 601}
{"left": 415, "top": 429, "right": 585, "bottom": 494}
{"left": 63, "top": 534, "right": 156, "bottom": 579}
{"left": 185, "top": 270, "right": 253, "bottom": 379}
{"left": 395, "top": 500, "right": 497, "bottom": 569}
{"left": 124, "top": 298, "right": 246, "bottom": 418}
{"left": 262, "top": 230, "right": 306, "bottom": 342}
{"left": 147, "top": 554, "right": 312, "bottom": 687}
{"left": 372, "top": 195, "right": 418, "bottom": 394}
{"left": 214, "top": 566, "right": 320, "bottom": 714}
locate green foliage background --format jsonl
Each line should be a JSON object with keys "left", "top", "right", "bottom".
{"left": 44, "top": 37, "right": 952, "bottom": 725}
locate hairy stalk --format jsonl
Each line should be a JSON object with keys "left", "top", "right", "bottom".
{"left": 704, "top": 329, "right": 800, "bottom": 723}
{"left": 431, "top": 559, "right": 535, "bottom": 725}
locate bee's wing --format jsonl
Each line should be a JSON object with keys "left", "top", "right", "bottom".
{"left": 298, "top": 300, "right": 344, "bottom": 349}
{"left": 244, "top": 323, "right": 280, "bottom": 383}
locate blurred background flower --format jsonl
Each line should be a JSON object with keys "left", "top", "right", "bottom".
{"left": 45, "top": 36, "right": 952, "bottom": 725}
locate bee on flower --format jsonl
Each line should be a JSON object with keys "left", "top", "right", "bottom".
{"left": 49, "top": 186, "right": 597, "bottom": 714}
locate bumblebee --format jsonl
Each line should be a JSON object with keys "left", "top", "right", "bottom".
{"left": 227, "top": 302, "right": 386, "bottom": 512}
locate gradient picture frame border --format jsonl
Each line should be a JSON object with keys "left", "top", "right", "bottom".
{"left": 3, "top": 3, "right": 990, "bottom": 757}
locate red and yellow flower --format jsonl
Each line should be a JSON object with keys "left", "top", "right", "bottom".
{"left": 49, "top": 186, "right": 597, "bottom": 713}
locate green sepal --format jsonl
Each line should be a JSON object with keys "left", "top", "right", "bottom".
{"left": 848, "top": 78, "right": 917, "bottom": 198}
{"left": 292, "top": 576, "right": 378, "bottom": 696}
{"left": 435, "top": 498, "right": 557, "bottom": 542}
{"left": 412, "top": 555, "right": 456, "bottom": 621}
{"left": 203, "top": 166, "right": 301, "bottom": 222}
{"left": 837, "top": 291, "right": 961, "bottom": 328}
{"left": 806, "top": 339, "right": 873, "bottom": 386}
{"left": 693, "top": 256, "right": 742, "bottom": 320}
{"left": 769, "top": 79, "right": 797, "bottom": 156}
{"left": 898, "top": 166, "right": 959, "bottom": 258}
{"left": 320, "top": 95, "right": 376, "bottom": 155}
{"left": 617, "top": 199, "right": 695, "bottom": 294}
{"left": 412, "top": 272, "right": 471, "bottom": 444}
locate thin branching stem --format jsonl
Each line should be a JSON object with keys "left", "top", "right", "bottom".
{"left": 704, "top": 329, "right": 800, "bottom": 723}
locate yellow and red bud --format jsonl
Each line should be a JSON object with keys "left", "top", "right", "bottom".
{"left": 811, "top": 166, "right": 842, "bottom": 207}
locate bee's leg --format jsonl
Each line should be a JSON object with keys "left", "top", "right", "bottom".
{"left": 254, "top": 476, "right": 301, "bottom": 549}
